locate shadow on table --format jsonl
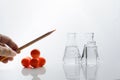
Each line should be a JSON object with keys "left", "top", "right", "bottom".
{"left": 21, "top": 67, "right": 46, "bottom": 80}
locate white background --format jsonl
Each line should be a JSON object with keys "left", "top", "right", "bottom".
{"left": 0, "top": 0, "right": 120, "bottom": 70}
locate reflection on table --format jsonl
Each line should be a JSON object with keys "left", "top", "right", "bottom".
{"left": 63, "top": 63, "right": 98, "bottom": 80}
{"left": 21, "top": 67, "right": 46, "bottom": 80}
{"left": 82, "top": 64, "right": 98, "bottom": 80}
{"left": 63, "top": 64, "right": 81, "bottom": 80}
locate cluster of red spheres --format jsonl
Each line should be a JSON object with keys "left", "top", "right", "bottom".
{"left": 21, "top": 49, "right": 46, "bottom": 68}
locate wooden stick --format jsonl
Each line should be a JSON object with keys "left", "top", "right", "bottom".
{"left": 0, "top": 29, "right": 56, "bottom": 62}
{"left": 18, "top": 29, "right": 56, "bottom": 51}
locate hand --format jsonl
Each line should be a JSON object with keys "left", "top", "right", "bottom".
{"left": 0, "top": 34, "right": 19, "bottom": 63}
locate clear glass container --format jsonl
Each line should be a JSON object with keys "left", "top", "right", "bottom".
{"left": 63, "top": 33, "right": 81, "bottom": 64}
{"left": 81, "top": 33, "right": 99, "bottom": 65}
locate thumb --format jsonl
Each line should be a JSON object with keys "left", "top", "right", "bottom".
{"left": 0, "top": 46, "right": 17, "bottom": 57}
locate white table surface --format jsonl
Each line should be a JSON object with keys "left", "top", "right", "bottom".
{"left": 0, "top": 58, "right": 120, "bottom": 80}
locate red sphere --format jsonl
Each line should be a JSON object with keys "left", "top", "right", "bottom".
{"left": 39, "top": 57, "right": 46, "bottom": 67}
{"left": 30, "top": 49, "right": 40, "bottom": 58}
{"left": 21, "top": 57, "right": 31, "bottom": 68}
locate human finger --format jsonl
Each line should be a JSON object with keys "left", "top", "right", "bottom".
{"left": 0, "top": 56, "right": 14, "bottom": 63}
{"left": 0, "top": 34, "right": 19, "bottom": 52}
{"left": 0, "top": 56, "right": 8, "bottom": 63}
{"left": 8, "top": 57, "right": 13, "bottom": 61}
{"left": 2, "top": 57, "right": 14, "bottom": 63}
{"left": 0, "top": 42, "right": 6, "bottom": 47}
{"left": 0, "top": 46, "right": 17, "bottom": 57}
{"left": 2, "top": 58, "right": 8, "bottom": 63}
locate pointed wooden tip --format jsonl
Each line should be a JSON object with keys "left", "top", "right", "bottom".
{"left": 52, "top": 29, "right": 56, "bottom": 32}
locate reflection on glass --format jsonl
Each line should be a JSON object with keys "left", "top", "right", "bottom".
{"left": 21, "top": 67, "right": 46, "bottom": 80}
{"left": 63, "top": 64, "right": 81, "bottom": 80}
{"left": 82, "top": 64, "right": 98, "bottom": 80}
{"left": 63, "top": 33, "right": 81, "bottom": 64}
